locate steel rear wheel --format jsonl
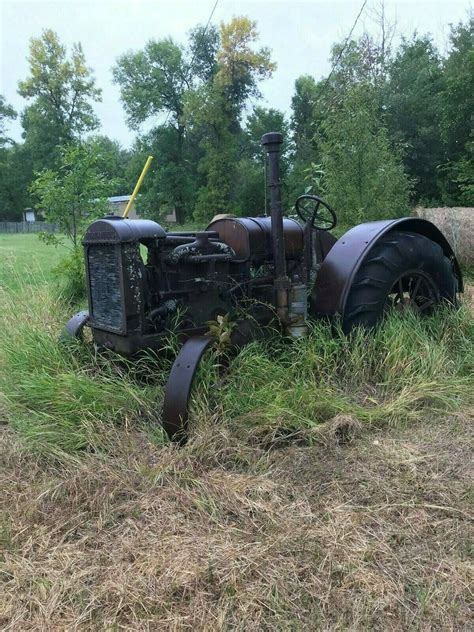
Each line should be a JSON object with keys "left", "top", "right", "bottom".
{"left": 342, "top": 231, "right": 458, "bottom": 333}
{"left": 388, "top": 270, "right": 440, "bottom": 315}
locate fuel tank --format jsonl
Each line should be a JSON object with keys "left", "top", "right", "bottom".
{"left": 206, "top": 216, "right": 304, "bottom": 263}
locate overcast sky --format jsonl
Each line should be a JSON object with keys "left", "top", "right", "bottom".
{"left": 0, "top": 0, "right": 471, "bottom": 147}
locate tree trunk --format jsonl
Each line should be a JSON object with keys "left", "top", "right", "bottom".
{"left": 174, "top": 202, "right": 186, "bottom": 224}
{"left": 174, "top": 122, "right": 187, "bottom": 224}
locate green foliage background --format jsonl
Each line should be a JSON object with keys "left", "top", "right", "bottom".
{"left": 0, "top": 16, "right": 472, "bottom": 225}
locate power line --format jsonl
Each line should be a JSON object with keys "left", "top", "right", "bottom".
{"left": 187, "top": 0, "right": 220, "bottom": 80}
{"left": 162, "top": 0, "right": 219, "bottom": 128}
{"left": 320, "top": 0, "right": 368, "bottom": 93}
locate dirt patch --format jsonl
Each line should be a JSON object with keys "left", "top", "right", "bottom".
{"left": 1, "top": 412, "right": 472, "bottom": 630}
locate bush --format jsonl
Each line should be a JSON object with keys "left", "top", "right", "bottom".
{"left": 320, "top": 85, "right": 412, "bottom": 224}
{"left": 52, "top": 247, "right": 86, "bottom": 305}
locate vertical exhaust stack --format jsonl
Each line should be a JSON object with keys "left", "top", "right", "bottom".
{"left": 261, "top": 132, "right": 289, "bottom": 323}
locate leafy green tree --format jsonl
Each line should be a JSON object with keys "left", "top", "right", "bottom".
{"left": 234, "top": 107, "right": 289, "bottom": 215}
{"left": 0, "top": 95, "right": 16, "bottom": 147}
{"left": 31, "top": 143, "right": 110, "bottom": 247}
{"left": 192, "top": 17, "right": 276, "bottom": 221}
{"left": 0, "top": 96, "right": 24, "bottom": 220}
{"left": 448, "top": 143, "right": 474, "bottom": 206}
{"left": 441, "top": 19, "right": 473, "bottom": 162}
{"left": 440, "top": 18, "right": 474, "bottom": 204}
{"left": 243, "top": 106, "right": 288, "bottom": 161}
{"left": 18, "top": 29, "right": 101, "bottom": 170}
{"left": 0, "top": 145, "right": 33, "bottom": 221}
{"left": 288, "top": 76, "right": 326, "bottom": 200}
{"left": 30, "top": 143, "right": 111, "bottom": 302}
{"left": 191, "top": 87, "right": 239, "bottom": 222}
{"left": 291, "top": 76, "right": 320, "bottom": 157}
{"left": 188, "top": 24, "right": 220, "bottom": 82}
{"left": 113, "top": 30, "right": 219, "bottom": 222}
{"left": 384, "top": 35, "right": 445, "bottom": 203}
{"left": 329, "top": 35, "right": 387, "bottom": 91}
{"left": 86, "top": 135, "right": 134, "bottom": 196}
{"left": 113, "top": 18, "right": 275, "bottom": 223}
{"left": 289, "top": 32, "right": 390, "bottom": 203}
{"left": 130, "top": 126, "right": 198, "bottom": 223}
{"left": 215, "top": 17, "right": 275, "bottom": 109}
{"left": 113, "top": 38, "right": 187, "bottom": 131}
{"left": 320, "top": 85, "right": 411, "bottom": 223}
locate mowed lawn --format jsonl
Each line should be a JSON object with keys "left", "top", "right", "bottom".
{"left": 0, "top": 233, "right": 67, "bottom": 291}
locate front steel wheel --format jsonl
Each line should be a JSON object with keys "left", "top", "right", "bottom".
{"left": 342, "top": 231, "right": 458, "bottom": 333}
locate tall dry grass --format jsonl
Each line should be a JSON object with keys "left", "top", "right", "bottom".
{"left": 1, "top": 407, "right": 472, "bottom": 630}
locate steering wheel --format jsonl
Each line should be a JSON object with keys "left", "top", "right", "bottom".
{"left": 295, "top": 194, "right": 337, "bottom": 231}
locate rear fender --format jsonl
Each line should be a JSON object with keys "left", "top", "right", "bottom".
{"left": 311, "top": 217, "right": 463, "bottom": 318}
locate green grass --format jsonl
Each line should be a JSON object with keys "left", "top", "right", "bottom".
{"left": 214, "top": 307, "right": 473, "bottom": 438}
{"left": 0, "top": 233, "right": 472, "bottom": 456}
{"left": 0, "top": 233, "right": 67, "bottom": 291}
{"left": 0, "top": 285, "right": 166, "bottom": 455}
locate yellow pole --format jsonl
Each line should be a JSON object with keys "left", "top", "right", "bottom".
{"left": 122, "top": 155, "right": 154, "bottom": 218}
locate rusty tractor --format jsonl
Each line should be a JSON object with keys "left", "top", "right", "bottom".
{"left": 64, "top": 132, "right": 463, "bottom": 442}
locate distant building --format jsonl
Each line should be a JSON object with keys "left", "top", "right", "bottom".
{"left": 164, "top": 207, "right": 177, "bottom": 223}
{"left": 107, "top": 195, "right": 138, "bottom": 219}
{"left": 106, "top": 196, "right": 178, "bottom": 223}
{"left": 22, "top": 208, "right": 47, "bottom": 223}
{"left": 23, "top": 208, "right": 38, "bottom": 222}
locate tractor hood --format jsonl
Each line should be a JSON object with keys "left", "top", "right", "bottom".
{"left": 83, "top": 216, "right": 166, "bottom": 245}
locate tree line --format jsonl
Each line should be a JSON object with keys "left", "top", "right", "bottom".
{"left": 0, "top": 13, "right": 472, "bottom": 226}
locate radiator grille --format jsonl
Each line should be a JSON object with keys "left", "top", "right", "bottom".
{"left": 87, "top": 245, "right": 124, "bottom": 332}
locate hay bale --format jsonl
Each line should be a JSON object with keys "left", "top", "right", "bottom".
{"left": 413, "top": 207, "right": 474, "bottom": 265}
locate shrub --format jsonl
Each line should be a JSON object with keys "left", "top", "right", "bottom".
{"left": 320, "top": 85, "right": 412, "bottom": 224}
{"left": 53, "top": 246, "right": 86, "bottom": 305}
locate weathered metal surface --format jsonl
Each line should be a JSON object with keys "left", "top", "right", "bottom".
{"left": 87, "top": 244, "right": 123, "bottom": 332}
{"left": 162, "top": 336, "right": 216, "bottom": 443}
{"left": 388, "top": 271, "right": 439, "bottom": 314}
{"left": 83, "top": 216, "right": 166, "bottom": 244}
{"left": 295, "top": 194, "right": 337, "bottom": 231}
{"left": 262, "top": 132, "right": 291, "bottom": 325}
{"left": 313, "top": 229, "right": 337, "bottom": 266}
{"left": 287, "top": 280, "right": 308, "bottom": 338}
{"left": 167, "top": 232, "right": 235, "bottom": 265}
{"left": 85, "top": 241, "right": 144, "bottom": 335}
{"left": 251, "top": 216, "right": 304, "bottom": 259}
{"left": 62, "top": 310, "right": 89, "bottom": 339}
{"left": 262, "top": 132, "right": 287, "bottom": 281}
{"left": 311, "top": 217, "right": 463, "bottom": 318}
{"left": 207, "top": 216, "right": 303, "bottom": 263}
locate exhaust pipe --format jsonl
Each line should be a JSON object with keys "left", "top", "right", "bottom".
{"left": 261, "top": 132, "right": 289, "bottom": 323}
